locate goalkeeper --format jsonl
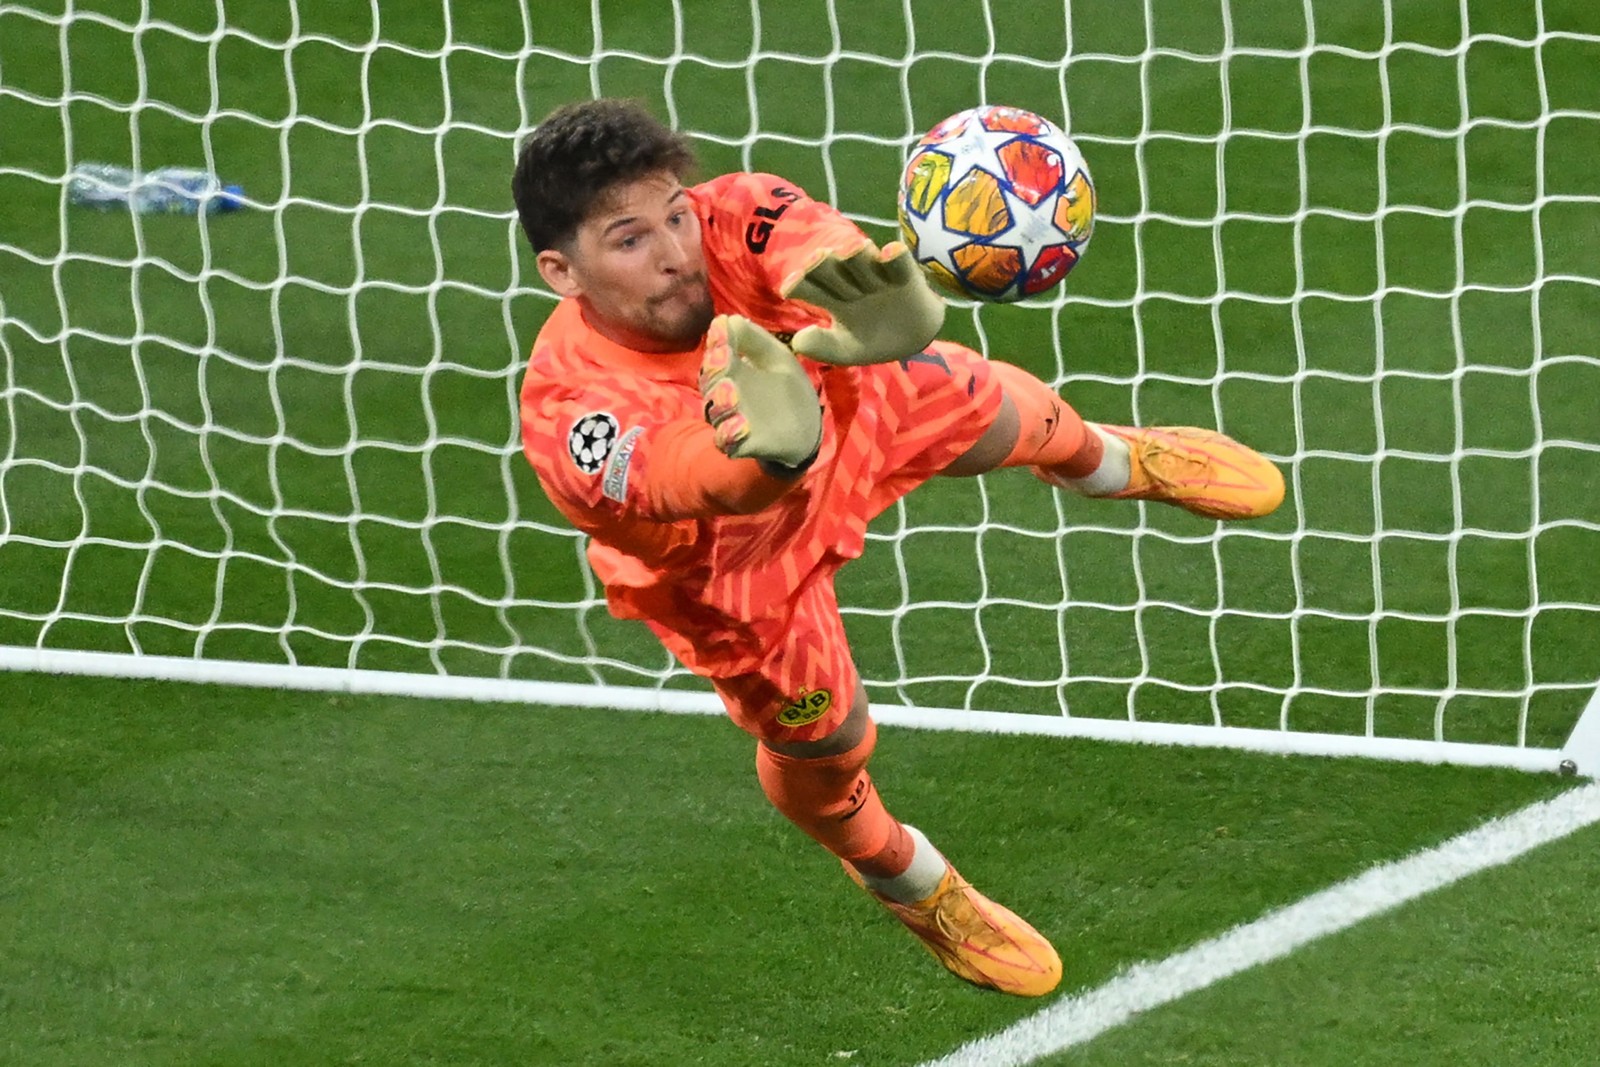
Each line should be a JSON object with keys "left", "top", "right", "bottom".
{"left": 513, "top": 99, "right": 1283, "bottom": 997}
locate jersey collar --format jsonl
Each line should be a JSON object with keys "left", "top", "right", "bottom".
{"left": 566, "top": 299, "right": 704, "bottom": 383}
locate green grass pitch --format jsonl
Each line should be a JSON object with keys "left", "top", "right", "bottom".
{"left": 1, "top": 0, "right": 1599, "bottom": 1063}
{"left": 1, "top": 675, "right": 1593, "bottom": 1066}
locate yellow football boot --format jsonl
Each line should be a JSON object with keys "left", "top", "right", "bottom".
{"left": 852, "top": 862, "right": 1063, "bottom": 997}
{"left": 1044, "top": 424, "right": 1285, "bottom": 520}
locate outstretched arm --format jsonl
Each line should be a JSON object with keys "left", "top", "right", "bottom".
{"left": 525, "top": 317, "right": 822, "bottom": 522}
{"left": 698, "top": 173, "right": 947, "bottom": 364}
{"left": 780, "top": 240, "right": 946, "bottom": 366}
{"left": 698, "top": 314, "right": 821, "bottom": 474}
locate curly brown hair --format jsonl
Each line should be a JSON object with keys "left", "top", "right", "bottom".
{"left": 512, "top": 99, "right": 698, "bottom": 253}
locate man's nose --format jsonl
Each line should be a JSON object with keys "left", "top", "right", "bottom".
{"left": 659, "top": 227, "right": 693, "bottom": 272}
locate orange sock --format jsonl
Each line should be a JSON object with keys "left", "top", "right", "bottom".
{"left": 755, "top": 717, "right": 916, "bottom": 879}
{"left": 989, "top": 360, "right": 1103, "bottom": 477}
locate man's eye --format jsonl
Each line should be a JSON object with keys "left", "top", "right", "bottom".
{"left": 619, "top": 235, "right": 639, "bottom": 249}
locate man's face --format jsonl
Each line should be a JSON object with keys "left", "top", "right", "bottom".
{"left": 537, "top": 170, "right": 714, "bottom": 352}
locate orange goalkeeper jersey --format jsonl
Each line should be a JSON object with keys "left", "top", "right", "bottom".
{"left": 520, "top": 173, "right": 979, "bottom": 678}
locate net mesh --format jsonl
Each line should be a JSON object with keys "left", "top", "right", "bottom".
{"left": 0, "top": 0, "right": 1596, "bottom": 750}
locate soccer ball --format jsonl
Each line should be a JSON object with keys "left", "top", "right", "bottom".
{"left": 898, "top": 105, "right": 1096, "bottom": 302}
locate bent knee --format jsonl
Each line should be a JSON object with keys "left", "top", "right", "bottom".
{"left": 940, "top": 393, "right": 1018, "bottom": 477}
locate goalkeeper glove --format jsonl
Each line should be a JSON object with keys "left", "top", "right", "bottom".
{"left": 700, "top": 314, "right": 822, "bottom": 473}
{"left": 781, "top": 240, "right": 946, "bottom": 366}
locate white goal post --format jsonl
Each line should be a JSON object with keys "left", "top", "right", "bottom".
{"left": 0, "top": 1, "right": 1596, "bottom": 776}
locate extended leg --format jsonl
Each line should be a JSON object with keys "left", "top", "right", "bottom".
{"left": 985, "top": 360, "right": 1285, "bottom": 520}
{"left": 754, "top": 685, "right": 1062, "bottom": 997}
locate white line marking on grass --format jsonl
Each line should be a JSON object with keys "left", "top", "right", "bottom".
{"left": 922, "top": 782, "right": 1600, "bottom": 1067}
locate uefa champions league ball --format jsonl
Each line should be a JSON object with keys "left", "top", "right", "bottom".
{"left": 899, "top": 105, "right": 1096, "bottom": 302}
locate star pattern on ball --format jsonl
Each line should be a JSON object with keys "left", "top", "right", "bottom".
{"left": 939, "top": 123, "right": 1034, "bottom": 190}
{"left": 899, "top": 105, "right": 1095, "bottom": 302}
{"left": 909, "top": 194, "right": 976, "bottom": 273}
{"left": 995, "top": 181, "right": 1076, "bottom": 279}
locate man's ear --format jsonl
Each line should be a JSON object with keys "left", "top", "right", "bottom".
{"left": 536, "top": 247, "right": 582, "bottom": 298}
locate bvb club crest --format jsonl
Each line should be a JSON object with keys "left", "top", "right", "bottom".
{"left": 777, "top": 688, "right": 833, "bottom": 727}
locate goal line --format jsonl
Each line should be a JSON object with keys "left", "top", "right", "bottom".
{"left": 4, "top": 646, "right": 1592, "bottom": 778}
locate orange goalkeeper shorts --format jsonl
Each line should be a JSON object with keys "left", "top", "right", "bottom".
{"left": 708, "top": 341, "right": 1002, "bottom": 744}
{"left": 711, "top": 576, "right": 858, "bottom": 744}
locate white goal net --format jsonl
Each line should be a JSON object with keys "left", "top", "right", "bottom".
{"left": 1, "top": 0, "right": 1597, "bottom": 773}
